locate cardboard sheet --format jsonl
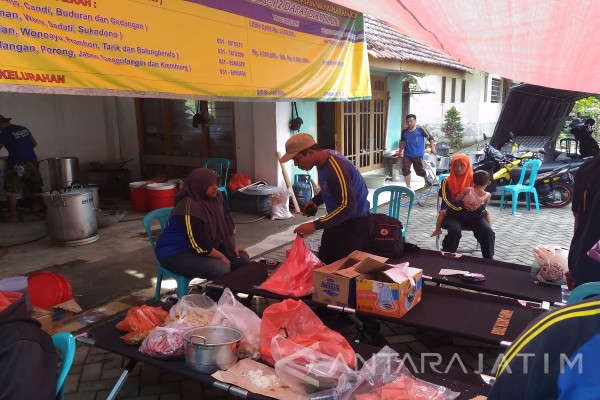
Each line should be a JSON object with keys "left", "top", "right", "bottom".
{"left": 212, "top": 358, "right": 307, "bottom": 400}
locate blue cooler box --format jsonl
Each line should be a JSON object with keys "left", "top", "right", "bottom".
{"left": 229, "top": 182, "right": 280, "bottom": 213}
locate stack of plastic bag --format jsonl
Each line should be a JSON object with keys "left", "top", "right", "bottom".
{"left": 139, "top": 294, "right": 215, "bottom": 359}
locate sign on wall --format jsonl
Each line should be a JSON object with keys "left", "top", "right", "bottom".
{"left": 0, "top": 0, "right": 371, "bottom": 100}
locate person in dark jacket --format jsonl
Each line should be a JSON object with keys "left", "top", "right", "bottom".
{"left": 0, "top": 291, "right": 57, "bottom": 400}
{"left": 489, "top": 295, "right": 600, "bottom": 399}
{"left": 571, "top": 118, "right": 599, "bottom": 158}
{"left": 155, "top": 168, "right": 249, "bottom": 279}
{"left": 568, "top": 154, "right": 600, "bottom": 287}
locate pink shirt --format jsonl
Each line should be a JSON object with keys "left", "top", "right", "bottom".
{"left": 463, "top": 187, "right": 491, "bottom": 205}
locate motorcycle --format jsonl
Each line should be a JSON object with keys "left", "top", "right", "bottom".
{"left": 473, "top": 142, "right": 575, "bottom": 208}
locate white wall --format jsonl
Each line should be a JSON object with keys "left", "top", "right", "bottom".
{"left": 409, "top": 71, "right": 503, "bottom": 145}
{"left": 0, "top": 92, "right": 138, "bottom": 188}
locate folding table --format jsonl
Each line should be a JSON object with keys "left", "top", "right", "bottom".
{"left": 393, "top": 248, "right": 562, "bottom": 305}
{"left": 210, "top": 262, "right": 546, "bottom": 347}
{"left": 76, "top": 300, "right": 491, "bottom": 400}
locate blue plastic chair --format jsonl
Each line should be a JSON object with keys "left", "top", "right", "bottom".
{"left": 371, "top": 186, "right": 415, "bottom": 241}
{"left": 203, "top": 158, "right": 230, "bottom": 206}
{"left": 567, "top": 282, "right": 600, "bottom": 304}
{"left": 500, "top": 159, "right": 542, "bottom": 215}
{"left": 52, "top": 332, "right": 76, "bottom": 399}
{"left": 142, "top": 207, "right": 192, "bottom": 300}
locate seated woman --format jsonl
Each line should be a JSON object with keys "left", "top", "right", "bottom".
{"left": 439, "top": 154, "right": 495, "bottom": 259}
{"left": 155, "top": 168, "right": 249, "bottom": 279}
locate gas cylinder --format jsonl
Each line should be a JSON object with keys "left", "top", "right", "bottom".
{"left": 292, "top": 174, "right": 312, "bottom": 206}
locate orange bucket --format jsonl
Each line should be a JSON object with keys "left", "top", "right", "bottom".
{"left": 129, "top": 181, "right": 153, "bottom": 212}
{"left": 146, "top": 183, "right": 176, "bottom": 210}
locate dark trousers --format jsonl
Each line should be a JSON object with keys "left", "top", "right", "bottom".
{"left": 441, "top": 215, "right": 495, "bottom": 259}
{"left": 160, "top": 250, "right": 250, "bottom": 279}
{"left": 318, "top": 214, "right": 370, "bottom": 264}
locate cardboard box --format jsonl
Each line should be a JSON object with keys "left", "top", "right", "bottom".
{"left": 355, "top": 258, "right": 423, "bottom": 318}
{"left": 31, "top": 306, "right": 54, "bottom": 335}
{"left": 312, "top": 250, "right": 388, "bottom": 308}
{"left": 30, "top": 299, "right": 83, "bottom": 334}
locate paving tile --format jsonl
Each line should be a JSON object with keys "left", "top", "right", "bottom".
{"left": 139, "top": 382, "right": 181, "bottom": 396}
{"left": 80, "top": 362, "right": 103, "bottom": 382}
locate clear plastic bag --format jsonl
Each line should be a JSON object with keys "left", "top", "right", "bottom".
{"left": 138, "top": 319, "right": 197, "bottom": 360}
{"left": 260, "top": 299, "right": 355, "bottom": 368}
{"left": 167, "top": 293, "right": 216, "bottom": 325}
{"left": 335, "top": 346, "right": 460, "bottom": 400}
{"left": 269, "top": 189, "right": 293, "bottom": 220}
{"left": 258, "top": 236, "right": 323, "bottom": 297}
{"left": 210, "top": 288, "right": 262, "bottom": 359}
{"left": 272, "top": 334, "right": 356, "bottom": 394}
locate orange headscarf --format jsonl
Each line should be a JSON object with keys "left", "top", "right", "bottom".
{"left": 446, "top": 154, "right": 474, "bottom": 199}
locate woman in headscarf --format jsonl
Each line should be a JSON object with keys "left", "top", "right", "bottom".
{"left": 155, "top": 168, "right": 249, "bottom": 279}
{"left": 438, "top": 154, "right": 495, "bottom": 259}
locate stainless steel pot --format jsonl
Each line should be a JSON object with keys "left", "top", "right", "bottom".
{"left": 43, "top": 189, "right": 99, "bottom": 246}
{"left": 41, "top": 157, "right": 79, "bottom": 191}
{"left": 183, "top": 326, "right": 243, "bottom": 374}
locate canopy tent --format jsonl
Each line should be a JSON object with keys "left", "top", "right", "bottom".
{"left": 328, "top": 0, "right": 600, "bottom": 94}
{"left": 490, "top": 84, "right": 592, "bottom": 152}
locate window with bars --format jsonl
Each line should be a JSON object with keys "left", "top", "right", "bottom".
{"left": 491, "top": 78, "right": 501, "bottom": 103}
{"left": 441, "top": 77, "right": 446, "bottom": 103}
{"left": 461, "top": 79, "right": 466, "bottom": 102}
{"left": 136, "top": 98, "right": 236, "bottom": 178}
{"left": 451, "top": 78, "right": 456, "bottom": 103}
{"left": 340, "top": 76, "right": 388, "bottom": 172}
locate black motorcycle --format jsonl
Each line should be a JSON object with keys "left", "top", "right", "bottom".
{"left": 473, "top": 143, "right": 575, "bottom": 208}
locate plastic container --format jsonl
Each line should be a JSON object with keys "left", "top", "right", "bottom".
{"left": 146, "top": 183, "right": 176, "bottom": 210}
{"left": 27, "top": 272, "right": 72, "bottom": 309}
{"left": 0, "top": 276, "right": 31, "bottom": 311}
{"left": 129, "top": 181, "right": 152, "bottom": 212}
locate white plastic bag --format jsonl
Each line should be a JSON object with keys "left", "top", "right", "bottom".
{"left": 211, "top": 288, "right": 262, "bottom": 359}
{"left": 531, "top": 245, "right": 569, "bottom": 285}
{"left": 167, "top": 293, "right": 216, "bottom": 325}
{"left": 269, "top": 189, "right": 293, "bottom": 220}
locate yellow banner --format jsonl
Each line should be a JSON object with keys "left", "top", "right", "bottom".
{"left": 0, "top": 0, "right": 371, "bottom": 100}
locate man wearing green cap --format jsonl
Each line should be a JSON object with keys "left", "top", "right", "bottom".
{"left": 280, "top": 133, "right": 370, "bottom": 263}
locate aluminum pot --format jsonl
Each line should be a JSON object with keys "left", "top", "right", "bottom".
{"left": 41, "top": 157, "right": 79, "bottom": 190}
{"left": 43, "top": 189, "right": 99, "bottom": 246}
{"left": 183, "top": 326, "right": 243, "bottom": 374}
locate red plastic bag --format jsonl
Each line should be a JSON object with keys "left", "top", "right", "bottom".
{"left": 258, "top": 236, "right": 323, "bottom": 297}
{"left": 259, "top": 299, "right": 356, "bottom": 368}
{"left": 116, "top": 305, "right": 169, "bottom": 344}
{"left": 227, "top": 173, "right": 252, "bottom": 192}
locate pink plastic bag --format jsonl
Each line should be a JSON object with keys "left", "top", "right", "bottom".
{"left": 258, "top": 236, "right": 323, "bottom": 297}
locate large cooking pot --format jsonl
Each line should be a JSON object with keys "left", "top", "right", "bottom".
{"left": 43, "top": 189, "right": 99, "bottom": 246}
{"left": 41, "top": 157, "right": 79, "bottom": 191}
{"left": 183, "top": 326, "right": 243, "bottom": 374}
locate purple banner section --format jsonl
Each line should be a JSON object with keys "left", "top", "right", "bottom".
{"left": 184, "top": 0, "right": 364, "bottom": 42}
